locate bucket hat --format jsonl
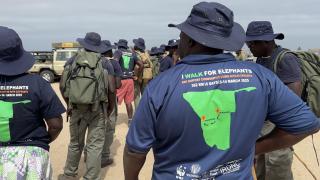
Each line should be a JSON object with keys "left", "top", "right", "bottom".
{"left": 165, "top": 39, "right": 179, "bottom": 50}
{"left": 133, "top": 38, "right": 146, "bottom": 51}
{"left": 77, "top": 32, "right": 108, "bottom": 53}
{"left": 102, "top": 40, "right": 116, "bottom": 53}
{"left": 149, "top": 47, "right": 159, "bottom": 56}
{"left": 246, "top": 21, "right": 284, "bottom": 42}
{"left": 159, "top": 44, "right": 166, "bottom": 52}
{"left": 115, "top": 39, "right": 129, "bottom": 49}
{"left": 0, "top": 26, "right": 35, "bottom": 76}
{"left": 169, "top": 2, "right": 245, "bottom": 51}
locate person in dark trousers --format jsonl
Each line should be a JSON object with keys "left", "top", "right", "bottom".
{"left": 82, "top": 39, "right": 119, "bottom": 167}
{"left": 123, "top": 2, "right": 320, "bottom": 180}
{"left": 0, "top": 26, "right": 65, "bottom": 179}
{"left": 159, "top": 39, "right": 178, "bottom": 72}
{"left": 59, "top": 32, "right": 114, "bottom": 180}
{"left": 103, "top": 40, "right": 122, "bottom": 89}
{"left": 114, "top": 39, "right": 144, "bottom": 126}
{"left": 100, "top": 39, "right": 122, "bottom": 167}
{"left": 246, "top": 21, "right": 302, "bottom": 180}
{"left": 133, "top": 38, "right": 153, "bottom": 109}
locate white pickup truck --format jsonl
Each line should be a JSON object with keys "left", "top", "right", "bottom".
{"left": 29, "top": 42, "right": 80, "bottom": 82}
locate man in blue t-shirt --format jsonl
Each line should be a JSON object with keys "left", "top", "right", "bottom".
{"left": 246, "top": 21, "right": 302, "bottom": 180}
{"left": 159, "top": 39, "right": 179, "bottom": 73}
{"left": 123, "top": 2, "right": 320, "bottom": 180}
{"left": 114, "top": 39, "right": 144, "bottom": 125}
{"left": 100, "top": 39, "right": 123, "bottom": 167}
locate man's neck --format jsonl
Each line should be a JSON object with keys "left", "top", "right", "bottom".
{"left": 189, "top": 50, "right": 223, "bottom": 56}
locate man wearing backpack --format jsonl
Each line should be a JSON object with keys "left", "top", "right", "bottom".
{"left": 149, "top": 47, "right": 161, "bottom": 77}
{"left": 246, "top": 21, "right": 302, "bottom": 180}
{"left": 58, "top": 32, "right": 115, "bottom": 180}
{"left": 114, "top": 39, "right": 144, "bottom": 126}
{"left": 133, "top": 38, "right": 152, "bottom": 107}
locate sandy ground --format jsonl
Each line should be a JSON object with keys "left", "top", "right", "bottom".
{"left": 49, "top": 83, "right": 320, "bottom": 180}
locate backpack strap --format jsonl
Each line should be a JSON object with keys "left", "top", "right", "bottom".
{"left": 272, "top": 49, "right": 293, "bottom": 73}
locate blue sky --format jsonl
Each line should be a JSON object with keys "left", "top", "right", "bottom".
{"left": 1, "top": 0, "right": 319, "bottom": 51}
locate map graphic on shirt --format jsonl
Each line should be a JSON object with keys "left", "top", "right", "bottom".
{"left": 0, "top": 100, "right": 31, "bottom": 142}
{"left": 183, "top": 87, "right": 256, "bottom": 150}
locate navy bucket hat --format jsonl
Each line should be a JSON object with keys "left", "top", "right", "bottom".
{"left": 0, "top": 26, "right": 35, "bottom": 76}
{"left": 116, "top": 39, "right": 129, "bottom": 49}
{"left": 133, "top": 38, "right": 146, "bottom": 51}
{"left": 102, "top": 40, "right": 116, "bottom": 53}
{"left": 159, "top": 44, "right": 166, "bottom": 52}
{"left": 169, "top": 2, "right": 245, "bottom": 51}
{"left": 246, "top": 21, "right": 284, "bottom": 42}
{"left": 77, "top": 32, "right": 108, "bottom": 53}
{"left": 165, "top": 39, "right": 179, "bottom": 50}
{"left": 149, "top": 47, "right": 159, "bottom": 56}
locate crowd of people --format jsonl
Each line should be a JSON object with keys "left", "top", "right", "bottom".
{"left": 0, "top": 1, "right": 320, "bottom": 180}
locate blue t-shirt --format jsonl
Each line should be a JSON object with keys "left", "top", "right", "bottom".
{"left": 159, "top": 55, "right": 174, "bottom": 72}
{"left": 109, "top": 58, "right": 123, "bottom": 77}
{"left": 102, "top": 57, "right": 115, "bottom": 76}
{"left": 0, "top": 74, "right": 66, "bottom": 151}
{"left": 256, "top": 46, "right": 301, "bottom": 84}
{"left": 126, "top": 53, "right": 320, "bottom": 180}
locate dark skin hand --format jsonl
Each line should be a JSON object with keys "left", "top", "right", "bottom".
{"left": 255, "top": 81, "right": 303, "bottom": 155}
{"left": 255, "top": 128, "right": 318, "bottom": 155}
{"left": 123, "top": 145, "right": 147, "bottom": 180}
{"left": 46, "top": 116, "right": 63, "bottom": 143}
{"left": 115, "top": 76, "right": 122, "bottom": 89}
{"left": 135, "top": 60, "right": 144, "bottom": 77}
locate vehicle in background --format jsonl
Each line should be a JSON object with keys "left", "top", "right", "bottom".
{"left": 29, "top": 42, "right": 80, "bottom": 82}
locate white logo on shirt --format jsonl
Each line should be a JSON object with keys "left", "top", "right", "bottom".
{"left": 190, "top": 164, "right": 201, "bottom": 174}
{"left": 176, "top": 165, "right": 186, "bottom": 179}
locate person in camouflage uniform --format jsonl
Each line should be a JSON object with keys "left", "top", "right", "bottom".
{"left": 132, "top": 38, "right": 152, "bottom": 109}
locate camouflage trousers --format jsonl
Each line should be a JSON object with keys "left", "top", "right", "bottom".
{"left": 63, "top": 105, "right": 105, "bottom": 180}
{"left": 255, "top": 121, "right": 294, "bottom": 180}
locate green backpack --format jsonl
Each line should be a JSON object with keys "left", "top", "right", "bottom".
{"left": 273, "top": 50, "right": 320, "bottom": 117}
{"left": 60, "top": 51, "right": 107, "bottom": 110}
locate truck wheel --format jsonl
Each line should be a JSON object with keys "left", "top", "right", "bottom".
{"left": 40, "top": 70, "right": 54, "bottom": 83}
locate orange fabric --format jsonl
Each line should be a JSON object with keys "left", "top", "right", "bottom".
{"left": 116, "top": 79, "right": 134, "bottom": 104}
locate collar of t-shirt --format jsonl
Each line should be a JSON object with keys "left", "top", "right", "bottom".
{"left": 177, "top": 53, "right": 236, "bottom": 65}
